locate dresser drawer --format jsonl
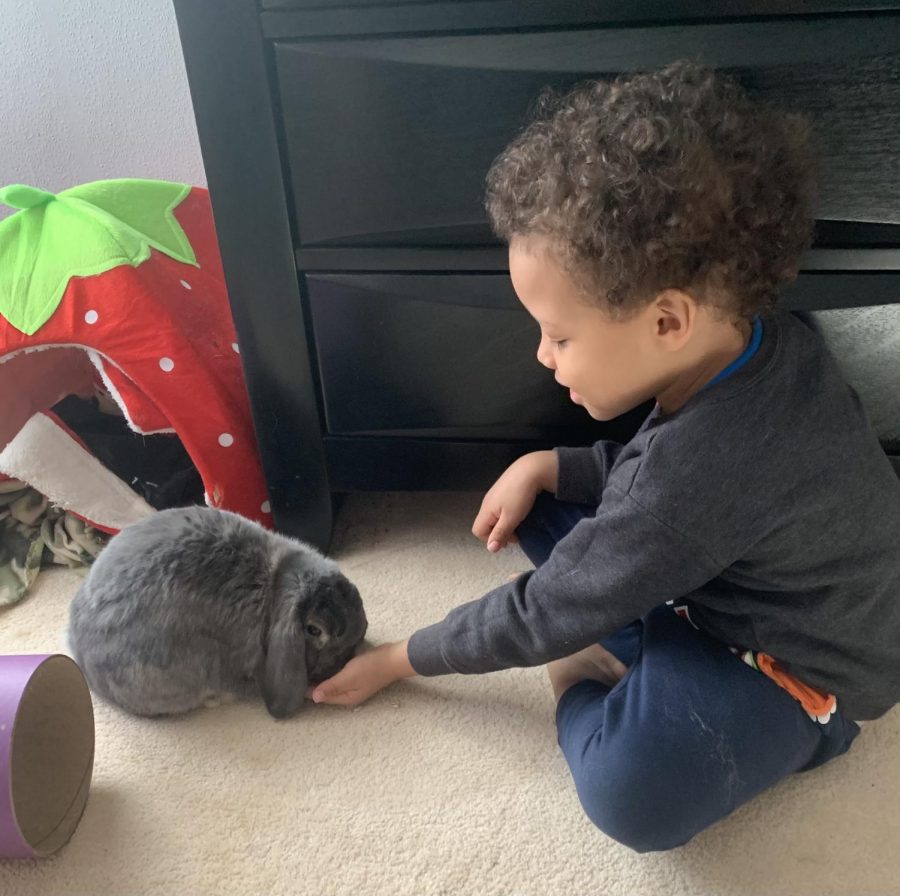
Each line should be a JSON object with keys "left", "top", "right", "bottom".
{"left": 305, "top": 272, "right": 649, "bottom": 441}
{"left": 274, "top": 19, "right": 900, "bottom": 249}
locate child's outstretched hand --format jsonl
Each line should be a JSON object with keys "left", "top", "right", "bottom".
{"left": 308, "top": 640, "right": 416, "bottom": 708}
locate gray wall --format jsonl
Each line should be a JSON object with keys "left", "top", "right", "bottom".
{"left": 1, "top": 0, "right": 205, "bottom": 215}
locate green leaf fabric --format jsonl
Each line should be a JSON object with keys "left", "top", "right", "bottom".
{"left": 0, "top": 179, "right": 197, "bottom": 335}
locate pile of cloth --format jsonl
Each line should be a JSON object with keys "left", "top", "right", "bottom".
{"left": 0, "top": 477, "right": 106, "bottom": 606}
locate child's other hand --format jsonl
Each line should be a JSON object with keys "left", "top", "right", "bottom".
{"left": 473, "top": 450, "right": 558, "bottom": 552}
{"left": 308, "top": 640, "right": 415, "bottom": 708}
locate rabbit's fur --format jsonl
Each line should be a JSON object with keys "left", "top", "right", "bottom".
{"left": 67, "top": 506, "right": 367, "bottom": 719}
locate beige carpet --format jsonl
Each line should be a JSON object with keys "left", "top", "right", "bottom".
{"left": 1, "top": 492, "right": 898, "bottom": 896}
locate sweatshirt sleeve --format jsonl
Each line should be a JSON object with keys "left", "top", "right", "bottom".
{"left": 407, "top": 485, "right": 726, "bottom": 677}
{"left": 555, "top": 442, "right": 626, "bottom": 504}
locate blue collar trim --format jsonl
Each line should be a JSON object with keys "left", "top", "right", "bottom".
{"left": 705, "top": 317, "right": 763, "bottom": 389}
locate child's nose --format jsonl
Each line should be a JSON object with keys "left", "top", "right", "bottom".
{"left": 536, "top": 336, "right": 555, "bottom": 370}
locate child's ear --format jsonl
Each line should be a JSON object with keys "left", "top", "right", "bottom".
{"left": 651, "top": 289, "right": 697, "bottom": 350}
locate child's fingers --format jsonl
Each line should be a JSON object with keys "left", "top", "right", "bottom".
{"left": 309, "top": 682, "right": 332, "bottom": 703}
{"left": 312, "top": 676, "right": 375, "bottom": 707}
{"left": 313, "top": 687, "right": 361, "bottom": 707}
{"left": 311, "top": 681, "right": 351, "bottom": 705}
{"left": 310, "top": 656, "right": 373, "bottom": 706}
{"left": 472, "top": 507, "right": 499, "bottom": 542}
{"left": 310, "top": 672, "right": 348, "bottom": 704}
{"left": 488, "top": 516, "right": 511, "bottom": 552}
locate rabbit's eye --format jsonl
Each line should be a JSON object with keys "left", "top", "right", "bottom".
{"left": 306, "top": 623, "right": 324, "bottom": 639}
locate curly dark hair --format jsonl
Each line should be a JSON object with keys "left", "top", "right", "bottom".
{"left": 485, "top": 59, "right": 818, "bottom": 320}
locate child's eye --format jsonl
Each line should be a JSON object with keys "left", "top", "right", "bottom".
{"left": 553, "top": 339, "right": 569, "bottom": 348}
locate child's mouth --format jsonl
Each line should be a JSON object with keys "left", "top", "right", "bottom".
{"left": 570, "top": 389, "right": 582, "bottom": 404}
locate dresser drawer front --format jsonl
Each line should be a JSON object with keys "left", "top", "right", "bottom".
{"left": 275, "top": 19, "right": 900, "bottom": 249}
{"left": 305, "top": 273, "right": 648, "bottom": 441}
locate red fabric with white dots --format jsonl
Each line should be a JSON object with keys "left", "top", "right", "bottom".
{"left": 0, "top": 187, "right": 272, "bottom": 529}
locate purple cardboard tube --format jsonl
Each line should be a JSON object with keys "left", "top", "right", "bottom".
{"left": 0, "top": 655, "right": 94, "bottom": 858}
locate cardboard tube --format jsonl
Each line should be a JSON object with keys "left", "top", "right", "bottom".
{"left": 0, "top": 655, "right": 94, "bottom": 858}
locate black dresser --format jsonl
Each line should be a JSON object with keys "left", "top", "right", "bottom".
{"left": 172, "top": 0, "right": 900, "bottom": 551}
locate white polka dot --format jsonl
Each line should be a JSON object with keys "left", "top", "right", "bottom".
{"left": 180, "top": 279, "right": 192, "bottom": 290}
{"left": 218, "top": 433, "right": 234, "bottom": 447}
{"left": 261, "top": 500, "right": 271, "bottom": 514}
{"left": 159, "top": 357, "right": 175, "bottom": 372}
{"left": 84, "top": 310, "right": 99, "bottom": 324}
{"left": 231, "top": 343, "right": 240, "bottom": 354}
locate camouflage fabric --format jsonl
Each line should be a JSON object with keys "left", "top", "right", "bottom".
{"left": 0, "top": 478, "right": 107, "bottom": 606}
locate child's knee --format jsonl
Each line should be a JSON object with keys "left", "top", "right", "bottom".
{"left": 569, "top": 751, "right": 699, "bottom": 853}
{"left": 573, "top": 774, "right": 693, "bottom": 853}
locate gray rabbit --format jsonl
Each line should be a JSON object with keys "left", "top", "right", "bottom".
{"left": 67, "top": 505, "right": 367, "bottom": 719}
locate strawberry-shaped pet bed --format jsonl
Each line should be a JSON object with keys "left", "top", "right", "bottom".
{"left": 0, "top": 179, "right": 271, "bottom": 532}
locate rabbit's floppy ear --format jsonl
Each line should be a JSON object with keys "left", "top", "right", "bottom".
{"left": 261, "top": 553, "right": 309, "bottom": 719}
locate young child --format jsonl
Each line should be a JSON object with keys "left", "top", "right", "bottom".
{"left": 310, "top": 60, "right": 900, "bottom": 852}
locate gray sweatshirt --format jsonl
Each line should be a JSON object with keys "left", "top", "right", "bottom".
{"left": 407, "top": 311, "right": 900, "bottom": 721}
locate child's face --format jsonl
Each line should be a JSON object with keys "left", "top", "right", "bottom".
{"left": 508, "top": 241, "right": 667, "bottom": 421}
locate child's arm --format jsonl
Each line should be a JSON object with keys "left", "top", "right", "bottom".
{"left": 309, "top": 641, "right": 415, "bottom": 707}
{"left": 555, "top": 441, "right": 627, "bottom": 505}
{"left": 472, "top": 441, "right": 627, "bottom": 552}
{"left": 314, "top": 482, "right": 729, "bottom": 708}
{"left": 472, "top": 450, "right": 558, "bottom": 552}
{"left": 409, "top": 484, "right": 728, "bottom": 679}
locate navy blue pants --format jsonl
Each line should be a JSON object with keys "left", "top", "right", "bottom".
{"left": 517, "top": 491, "right": 861, "bottom": 852}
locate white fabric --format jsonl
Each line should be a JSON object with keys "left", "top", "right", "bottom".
{"left": 87, "top": 350, "right": 176, "bottom": 437}
{"left": 0, "top": 412, "right": 155, "bottom": 531}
